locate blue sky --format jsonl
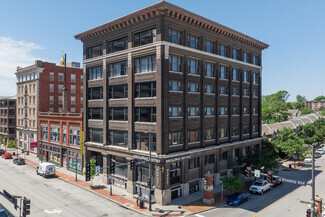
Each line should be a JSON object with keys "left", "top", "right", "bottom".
{"left": 0, "top": 0, "right": 324, "bottom": 101}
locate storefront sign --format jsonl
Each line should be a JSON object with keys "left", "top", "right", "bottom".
{"left": 30, "top": 142, "right": 37, "bottom": 148}
{"left": 133, "top": 155, "right": 161, "bottom": 163}
{"left": 165, "top": 155, "right": 191, "bottom": 163}
{"left": 80, "top": 131, "right": 84, "bottom": 156}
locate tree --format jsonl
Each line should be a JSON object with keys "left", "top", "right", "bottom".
{"left": 220, "top": 176, "right": 245, "bottom": 192}
{"left": 275, "top": 127, "right": 306, "bottom": 159}
{"left": 89, "top": 158, "right": 97, "bottom": 186}
{"left": 294, "top": 95, "right": 307, "bottom": 110}
{"left": 296, "top": 94, "right": 307, "bottom": 102}
{"left": 314, "top": 96, "right": 325, "bottom": 101}
{"left": 7, "top": 140, "right": 17, "bottom": 149}
{"left": 0, "top": 136, "right": 3, "bottom": 144}
{"left": 300, "top": 106, "right": 314, "bottom": 115}
{"left": 262, "top": 91, "right": 290, "bottom": 124}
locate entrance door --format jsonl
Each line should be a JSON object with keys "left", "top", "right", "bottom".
{"left": 171, "top": 187, "right": 182, "bottom": 200}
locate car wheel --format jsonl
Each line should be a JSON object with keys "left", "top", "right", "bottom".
{"left": 42, "top": 174, "right": 45, "bottom": 178}
{"left": 261, "top": 190, "right": 264, "bottom": 195}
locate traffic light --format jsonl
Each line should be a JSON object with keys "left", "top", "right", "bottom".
{"left": 85, "top": 163, "right": 91, "bottom": 181}
{"left": 147, "top": 179, "right": 151, "bottom": 188}
{"left": 110, "top": 162, "right": 115, "bottom": 174}
{"left": 130, "top": 160, "right": 135, "bottom": 170}
{"left": 267, "top": 172, "right": 273, "bottom": 183}
{"left": 306, "top": 208, "right": 311, "bottom": 217}
{"left": 22, "top": 197, "right": 31, "bottom": 217}
{"left": 245, "top": 167, "right": 251, "bottom": 178}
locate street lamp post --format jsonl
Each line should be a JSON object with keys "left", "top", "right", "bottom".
{"left": 75, "top": 152, "right": 78, "bottom": 182}
{"left": 311, "top": 142, "right": 315, "bottom": 217}
{"left": 148, "top": 131, "right": 152, "bottom": 212}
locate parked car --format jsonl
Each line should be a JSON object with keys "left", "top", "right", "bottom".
{"left": 227, "top": 192, "right": 248, "bottom": 206}
{"left": 249, "top": 179, "right": 272, "bottom": 194}
{"left": 13, "top": 158, "right": 25, "bottom": 165}
{"left": 315, "top": 152, "right": 322, "bottom": 158}
{"left": 304, "top": 156, "right": 313, "bottom": 163}
{"left": 36, "top": 162, "right": 56, "bottom": 178}
{"left": 2, "top": 152, "right": 12, "bottom": 159}
{"left": 271, "top": 177, "right": 282, "bottom": 187}
{"left": 317, "top": 148, "right": 325, "bottom": 155}
{"left": 0, "top": 208, "right": 9, "bottom": 217}
{"left": 0, "top": 149, "right": 5, "bottom": 156}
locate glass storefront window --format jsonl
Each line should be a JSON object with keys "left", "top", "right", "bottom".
{"left": 69, "top": 126, "right": 80, "bottom": 146}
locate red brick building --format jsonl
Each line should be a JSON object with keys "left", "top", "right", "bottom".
{"left": 38, "top": 112, "right": 83, "bottom": 173}
{"left": 305, "top": 100, "right": 325, "bottom": 111}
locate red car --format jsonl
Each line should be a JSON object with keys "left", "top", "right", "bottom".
{"left": 2, "top": 152, "right": 12, "bottom": 159}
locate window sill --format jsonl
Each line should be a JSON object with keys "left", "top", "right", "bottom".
{"left": 169, "top": 90, "right": 183, "bottom": 93}
{"left": 188, "top": 92, "right": 200, "bottom": 94}
{"left": 205, "top": 115, "right": 215, "bottom": 117}
{"left": 232, "top": 80, "right": 240, "bottom": 83}
{"left": 219, "top": 94, "right": 228, "bottom": 96}
{"left": 169, "top": 71, "right": 183, "bottom": 74}
{"left": 188, "top": 73, "right": 200, "bottom": 77}
{"left": 109, "top": 75, "right": 128, "bottom": 79}
{"left": 205, "top": 93, "right": 215, "bottom": 95}
{"left": 219, "top": 78, "right": 229, "bottom": 81}
{"left": 135, "top": 71, "right": 156, "bottom": 74}
{"left": 169, "top": 143, "right": 183, "bottom": 148}
{"left": 169, "top": 117, "right": 183, "bottom": 119}
{"left": 188, "top": 167, "right": 199, "bottom": 171}
{"left": 88, "top": 78, "right": 103, "bottom": 81}
{"left": 205, "top": 76, "right": 216, "bottom": 79}
{"left": 188, "top": 116, "right": 200, "bottom": 118}
{"left": 232, "top": 95, "right": 240, "bottom": 97}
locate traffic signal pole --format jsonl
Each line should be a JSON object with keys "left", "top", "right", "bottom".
{"left": 312, "top": 144, "right": 315, "bottom": 217}
{"left": 148, "top": 132, "right": 152, "bottom": 212}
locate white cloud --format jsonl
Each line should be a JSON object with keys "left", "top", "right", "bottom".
{"left": 0, "top": 36, "right": 44, "bottom": 96}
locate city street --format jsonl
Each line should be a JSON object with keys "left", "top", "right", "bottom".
{"left": 0, "top": 157, "right": 144, "bottom": 217}
{"left": 192, "top": 156, "right": 325, "bottom": 217}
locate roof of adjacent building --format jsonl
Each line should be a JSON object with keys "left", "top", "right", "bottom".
{"left": 0, "top": 96, "right": 16, "bottom": 101}
{"left": 75, "top": 1, "right": 269, "bottom": 50}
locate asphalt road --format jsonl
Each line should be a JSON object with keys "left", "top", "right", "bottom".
{"left": 0, "top": 157, "right": 144, "bottom": 217}
{"left": 191, "top": 156, "right": 325, "bottom": 217}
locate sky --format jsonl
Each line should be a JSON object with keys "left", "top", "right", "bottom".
{"left": 0, "top": 0, "right": 324, "bottom": 101}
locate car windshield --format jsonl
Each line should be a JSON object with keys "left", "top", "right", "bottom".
{"left": 253, "top": 182, "right": 263, "bottom": 186}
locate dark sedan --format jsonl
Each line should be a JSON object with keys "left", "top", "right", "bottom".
{"left": 0, "top": 149, "right": 5, "bottom": 156}
{"left": 227, "top": 192, "right": 249, "bottom": 206}
{"left": 13, "top": 158, "right": 25, "bottom": 165}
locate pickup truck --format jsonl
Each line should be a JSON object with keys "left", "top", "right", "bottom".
{"left": 249, "top": 179, "right": 272, "bottom": 195}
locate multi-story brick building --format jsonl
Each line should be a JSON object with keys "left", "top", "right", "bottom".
{"left": 305, "top": 100, "right": 325, "bottom": 111}
{"left": 75, "top": 2, "right": 268, "bottom": 204}
{"left": 0, "top": 96, "right": 16, "bottom": 147}
{"left": 15, "top": 60, "right": 83, "bottom": 154}
{"left": 38, "top": 112, "right": 83, "bottom": 173}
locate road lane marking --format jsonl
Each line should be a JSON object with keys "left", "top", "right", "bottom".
{"left": 253, "top": 186, "right": 304, "bottom": 217}
{"left": 195, "top": 214, "right": 205, "bottom": 217}
{"left": 44, "top": 209, "right": 62, "bottom": 214}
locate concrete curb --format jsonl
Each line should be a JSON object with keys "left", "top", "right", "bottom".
{"left": 185, "top": 202, "right": 227, "bottom": 216}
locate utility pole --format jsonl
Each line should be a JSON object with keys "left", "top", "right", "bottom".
{"left": 311, "top": 142, "right": 315, "bottom": 217}
{"left": 148, "top": 131, "right": 152, "bottom": 212}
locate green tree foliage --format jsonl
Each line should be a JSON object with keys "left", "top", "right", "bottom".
{"left": 220, "top": 176, "right": 245, "bottom": 191}
{"left": 294, "top": 95, "right": 307, "bottom": 109}
{"left": 262, "top": 91, "right": 290, "bottom": 124}
{"left": 301, "top": 121, "right": 325, "bottom": 144}
{"left": 7, "top": 140, "right": 17, "bottom": 149}
{"left": 319, "top": 107, "right": 325, "bottom": 116}
{"left": 314, "top": 96, "right": 325, "bottom": 101}
{"left": 0, "top": 136, "right": 3, "bottom": 144}
{"left": 296, "top": 94, "right": 307, "bottom": 102}
{"left": 275, "top": 127, "right": 306, "bottom": 159}
{"left": 300, "top": 106, "right": 314, "bottom": 115}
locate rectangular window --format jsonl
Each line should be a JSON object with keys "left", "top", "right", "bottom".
{"left": 50, "top": 125, "right": 60, "bottom": 142}
{"left": 219, "top": 151, "right": 228, "bottom": 161}
{"left": 109, "top": 130, "right": 128, "bottom": 147}
{"left": 41, "top": 124, "right": 48, "bottom": 140}
{"left": 253, "top": 107, "right": 258, "bottom": 114}
{"left": 188, "top": 107, "right": 200, "bottom": 116}
{"left": 169, "top": 133, "right": 182, "bottom": 146}
{"left": 188, "top": 83, "right": 200, "bottom": 93}
{"left": 88, "top": 128, "right": 103, "bottom": 143}
{"left": 169, "top": 80, "right": 182, "bottom": 91}
{"left": 135, "top": 82, "right": 156, "bottom": 98}
{"left": 71, "top": 96, "right": 76, "bottom": 105}
{"left": 253, "top": 124, "right": 258, "bottom": 133}
{"left": 243, "top": 71, "right": 250, "bottom": 83}
{"left": 58, "top": 73, "right": 64, "bottom": 82}
{"left": 87, "top": 44, "right": 103, "bottom": 58}
{"left": 50, "top": 84, "right": 54, "bottom": 93}
{"left": 205, "top": 129, "right": 215, "bottom": 140}
{"left": 187, "top": 34, "right": 200, "bottom": 49}
{"left": 187, "top": 59, "right": 200, "bottom": 75}
{"left": 218, "top": 44, "right": 228, "bottom": 57}
{"left": 243, "top": 125, "right": 250, "bottom": 135}
{"left": 205, "top": 154, "right": 214, "bottom": 165}
{"left": 58, "top": 85, "right": 63, "bottom": 93}
{"left": 168, "top": 28, "right": 182, "bottom": 45}
{"left": 232, "top": 107, "right": 240, "bottom": 115}
{"left": 243, "top": 107, "right": 250, "bottom": 115}
{"left": 58, "top": 96, "right": 62, "bottom": 105}
{"left": 232, "top": 48, "right": 240, "bottom": 60}
{"left": 205, "top": 107, "right": 215, "bottom": 116}
{"left": 253, "top": 72, "right": 259, "bottom": 84}
{"left": 134, "top": 28, "right": 156, "bottom": 47}
{"left": 188, "top": 158, "right": 199, "bottom": 169}
{"left": 81, "top": 86, "right": 83, "bottom": 93}
{"left": 88, "top": 108, "right": 103, "bottom": 120}
{"left": 243, "top": 89, "right": 250, "bottom": 97}
{"left": 243, "top": 52, "right": 249, "bottom": 63}
{"left": 169, "top": 55, "right": 182, "bottom": 72}
{"left": 71, "top": 74, "right": 76, "bottom": 83}
{"left": 49, "top": 96, "right": 54, "bottom": 105}
{"left": 205, "top": 62, "right": 215, "bottom": 77}
{"left": 188, "top": 131, "right": 200, "bottom": 143}
{"left": 108, "top": 37, "right": 128, "bottom": 53}
{"left": 232, "top": 126, "right": 240, "bottom": 136}
{"left": 109, "top": 61, "right": 128, "bottom": 77}
{"left": 232, "top": 87, "right": 240, "bottom": 96}
{"left": 253, "top": 89, "right": 258, "bottom": 97}
{"left": 69, "top": 126, "right": 80, "bottom": 146}
{"left": 88, "top": 87, "right": 103, "bottom": 100}
{"left": 71, "top": 85, "right": 76, "bottom": 94}
{"left": 219, "top": 107, "right": 228, "bottom": 115}
{"left": 232, "top": 68, "right": 239, "bottom": 81}
{"left": 50, "top": 72, "right": 54, "bottom": 81}
{"left": 109, "top": 107, "right": 128, "bottom": 121}
{"left": 33, "top": 84, "right": 35, "bottom": 92}
{"left": 81, "top": 97, "right": 83, "bottom": 104}
{"left": 220, "top": 65, "right": 228, "bottom": 79}
{"left": 135, "top": 55, "right": 156, "bottom": 73}
{"left": 204, "top": 39, "right": 215, "bottom": 53}
{"left": 135, "top": 107, "right": 156, "bottom": 122}
{"left": 135, "top": 132, "right": 156, "bottom": 152}
{"left": 87, "top": 66, "right": 103, "bottom": 80}
{"left": 253, "top": 55, "right": 259, "bottom": 65}
{"left": 204, "top": 84, "right": 215, "bottom": 94}
{"left": 219, "top": 86, "right": 228, "bottom": 95}
{"left": 109, "top": 85, "right": 128, "bottom": 99}
{"left": 169, "top": 107, "right": 182, "bottom": 117}
{"left": 219, "top": 128, "right": 228, "bottom": 138}
{"left": 234, "top": 148, "right": 240, "bottom": 158}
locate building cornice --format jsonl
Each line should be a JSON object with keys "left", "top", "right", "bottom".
{"left": 75, "top": 1, "right": 268, "bottom": 50}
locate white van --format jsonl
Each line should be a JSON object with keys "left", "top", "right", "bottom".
{"left": 36, "top": 162, "right": 56, "bottom": 178}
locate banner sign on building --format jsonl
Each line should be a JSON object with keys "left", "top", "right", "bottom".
{"left": 30, "top": 142, "right": 37, "bottom": 148}
{"left": 80, "top": 131, "right": 84, "bottom": 156}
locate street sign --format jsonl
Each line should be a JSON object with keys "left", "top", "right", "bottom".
{"left": 30, "top": 142, "right": 37, "bottom": 148}
{"left": 135, "top": 160, "right": 146, "bottom": 166}
{"left": 279, "top": 177, "right": 306, "bottom": 186}
{"left": 80, "top": 131, "right": 84, "bottom": 156}
{"left": 95, "top": 166, "right": 101, "bottom": 173}
{"left": 254, "top": 169, "right": 260, "bottom": 178}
